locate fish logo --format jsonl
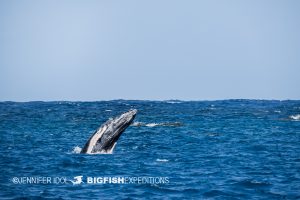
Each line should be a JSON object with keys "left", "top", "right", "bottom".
{"left": 70, "top": 176, "right": 84, "bottom": 185}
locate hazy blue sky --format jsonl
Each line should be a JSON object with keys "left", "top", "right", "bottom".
{"left": 0, "top": 0, "right": 299, "bottom": 101}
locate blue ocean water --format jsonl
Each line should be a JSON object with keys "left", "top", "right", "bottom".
{"left": 0, "top": 100, "right": 300, "bottom": 199}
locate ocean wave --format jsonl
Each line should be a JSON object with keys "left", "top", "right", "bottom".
{"left": 2, "top": 100, "right": 300, "bottom": 199}
{"left": 132, "top": 121, "right": 183, "bottom": 127}
{"left": 289, "top": 114, "right": 300, "bottom": 121}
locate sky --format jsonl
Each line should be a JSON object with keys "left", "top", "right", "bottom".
{"left": 0, "top": 0, "right": 299, "bottom": 101}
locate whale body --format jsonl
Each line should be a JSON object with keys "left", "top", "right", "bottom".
{"left": 80, "top": 109, "right": 137, "bottom": 154}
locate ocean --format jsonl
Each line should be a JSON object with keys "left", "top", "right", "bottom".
{"left": 0, "top": 100, "right": 300, "bottom": 199}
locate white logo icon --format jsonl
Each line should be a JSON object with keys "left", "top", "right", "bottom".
{"left": 70, "top": 176, "right": 84, "bottom": 185}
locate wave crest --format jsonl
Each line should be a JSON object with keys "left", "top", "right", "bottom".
{"left": 156, "top": 159, "right": 169, "bottom": 162}
{"left": 289, "top": 114, "right": 300, "bottom": 121}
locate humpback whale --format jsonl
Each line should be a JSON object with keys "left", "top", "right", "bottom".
{"left": 80, "top": 109, "right": 137, "bottom": 154}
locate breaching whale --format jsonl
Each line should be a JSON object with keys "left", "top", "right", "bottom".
{"left": 80, "top": 109, "right": 137, "bottom": 154}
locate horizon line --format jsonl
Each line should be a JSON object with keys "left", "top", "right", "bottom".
{"left": 0, "top": 98, "right": 300, "bottom": 103}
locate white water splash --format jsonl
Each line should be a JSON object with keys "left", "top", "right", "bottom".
{"left": 72, "top": 146, "right": 82, "bottom": 154}
{"left": 289, "top": 114, "right": 300, "bottom": 121}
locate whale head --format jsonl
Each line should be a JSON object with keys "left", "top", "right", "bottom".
{"left": 81, "top": 109, "right": 137, "bottom": 154}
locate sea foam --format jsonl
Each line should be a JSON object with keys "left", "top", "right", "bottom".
{"left": 132, "top": 121, "right": 182, "bottom": 127}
